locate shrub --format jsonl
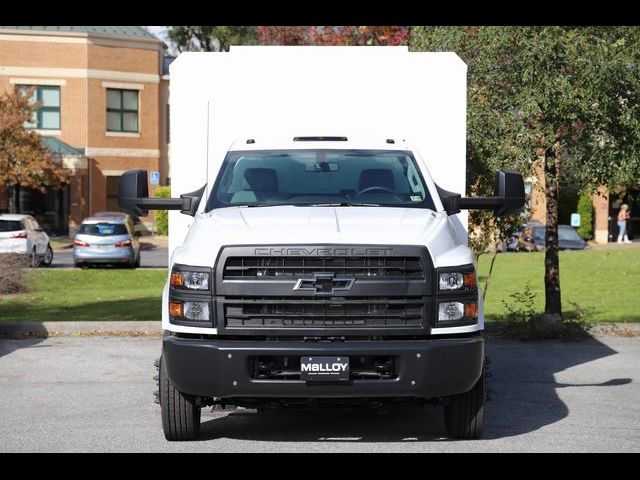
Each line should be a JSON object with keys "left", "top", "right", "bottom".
{"left": 0, "top": 254, "right": 29, "bottom": 294}
{"left": 154, "top": 186, "right": 171, "bottom": 236}
{"left": 577, "top": 191, "right": 593, "bottom": 240}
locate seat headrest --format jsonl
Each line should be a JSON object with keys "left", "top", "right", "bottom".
{"left": 244, "top": 168, "right": 279, "bottom": 192}
{"left": 359, "top": 169, "right": 395, "bottom": 191}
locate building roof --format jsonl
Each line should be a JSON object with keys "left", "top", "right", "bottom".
{"left": 41, "top": 136, "right": 85, "bottom": 156}
{"left": 163, "top": 55, "right": 177, "bottom": 76}
{"left": 0, "top": 26, "right": 160, "bottom": 41}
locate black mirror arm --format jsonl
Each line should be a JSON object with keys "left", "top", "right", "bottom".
{"left": 137, "top": 198, "right": 184, "bottom": 210}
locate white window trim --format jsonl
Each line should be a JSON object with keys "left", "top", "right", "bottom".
{"left": 10, "top": 78, "right": 67, "bottom": 86}
{"left": 33, "top": 129, "right": 61, "bottom": 136}
{"left": 101, "top": 81, "right": 144, "bottom": 91}
{"left": 106, "top": 131, "right": 141, "bottom": 138}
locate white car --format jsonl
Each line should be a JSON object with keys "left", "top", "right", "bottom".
{"left": 0, "top": 214, "right": 53, "bottom": 267}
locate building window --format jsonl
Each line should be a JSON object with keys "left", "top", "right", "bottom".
{"left": 107, "top": 89, "right": 139, "bottom": 133}
{"left": 17, "top": 85, "right": 61, "bottom": 130}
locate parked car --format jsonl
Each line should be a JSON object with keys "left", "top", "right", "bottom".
{"left": 0, "top": 214, "right": 53, "bottom": 267}
{"left": 93, "top": 211, "right": 144, "bottom": 235}
{"left": 516, "top": 224, "right": 587, "bottom": 252}
{"left": 505, "top": 220, "right": 543, "bottom": 251}
{"left": 73, "top": 215, "right": 141, "bottom": 268}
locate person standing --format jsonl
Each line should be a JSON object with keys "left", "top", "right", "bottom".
{"left": 617, "top": 204, "right": 632, "bottom": 244}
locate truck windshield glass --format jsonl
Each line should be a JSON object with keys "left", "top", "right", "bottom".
{"left": 207, "top": 149, "right": 436, "bottom": 210}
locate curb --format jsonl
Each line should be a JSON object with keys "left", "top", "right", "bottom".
{"left": 0, "top": 321, "right": 162, "bottom": 339}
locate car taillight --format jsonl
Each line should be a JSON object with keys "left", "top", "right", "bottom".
{"left": 73, "top": 239, "right": 89, "bottom": 247}
{"left": 115, "top": 239, "right": 132, "bottom": 247}
{"left": 11, "top": 232, "right": 28, "bottom": 239}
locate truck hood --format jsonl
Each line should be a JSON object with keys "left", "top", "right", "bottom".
{"left": 172, "top": 206, "right": 471, "bottom": 268}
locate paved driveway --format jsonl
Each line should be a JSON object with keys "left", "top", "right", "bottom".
{"left": 0, "top": 335, "right": 638, "bottom": 452}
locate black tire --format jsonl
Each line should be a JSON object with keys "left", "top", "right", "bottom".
{"left": 42, "top": 245, "right": 53, "bottom": 266}
{"left": 159, "top": 354, "right": 201, "bottom": 441}
{"left": 444, "top": 363, "right": 486, "bottom": 439}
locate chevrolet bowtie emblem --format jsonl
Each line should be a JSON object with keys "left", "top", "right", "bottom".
{"left": 293, "top": 272, "right": 355, "bottom": 294}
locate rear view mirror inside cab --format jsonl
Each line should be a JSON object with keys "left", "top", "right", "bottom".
{"left": 305, "top": 162, "right": 339, "bottom": 172}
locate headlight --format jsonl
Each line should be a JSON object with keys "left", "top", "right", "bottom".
{"left": 169, "top": 301, "right": 210, "bottom": 321}
{"left": 438, "top": 301, "right": 478, "bottom": 323}
{"left": 438, "top": 270, "right": 476, "bottom": 291}
{"left": 170, "top": 271, "right": 210, "bottom": 290}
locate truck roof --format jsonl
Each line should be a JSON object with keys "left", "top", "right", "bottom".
{"left": 228, "top": 135, "right": 412, "bottom": 152}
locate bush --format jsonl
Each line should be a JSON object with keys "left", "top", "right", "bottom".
{"left": 494, "top": 285, "right": 591, "bottom": 340}
{"left": 154, "top": 186, "right": 171, "bottom": 236}
{"left": 577, "top": 191, "right": 593, "bottom": 240}
{"left": 0, "top": 254, "right": 29, "bottom": 294}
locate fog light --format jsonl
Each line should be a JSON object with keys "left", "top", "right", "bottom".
{"left": 438, "top": 302, "right": 464, "bottom": 321}
{"left": 183, "top": 302, "right": 210, "bottom": 321}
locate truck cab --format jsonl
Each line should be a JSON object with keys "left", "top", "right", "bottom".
{"left": 118, "top": 134, "right": 524, "bottom": 440}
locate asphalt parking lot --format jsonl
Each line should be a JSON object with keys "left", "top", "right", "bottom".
{"left": 0, "top": 335, "right": 638, "bottom": 452}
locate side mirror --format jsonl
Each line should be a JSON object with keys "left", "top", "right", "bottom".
{"left": 118, "top": 170, "right": 206, "bottom": 217}
{"left": 456, "top": 169, "right": 525, "bottom": 217}
{"left": 493, "top": 169, "right": 525, "bottom": 216}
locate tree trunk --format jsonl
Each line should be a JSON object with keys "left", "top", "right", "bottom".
{"left": 544, "top": 149, "right": 562, "bottom": 319}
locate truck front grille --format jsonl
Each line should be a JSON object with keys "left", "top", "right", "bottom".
{"left": 224, "top": 296, "right": 424, "bottom": 329}
{"left": 223, "top": 256, "right": 424, "bottom": 279}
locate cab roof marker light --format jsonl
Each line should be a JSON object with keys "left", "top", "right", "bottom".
{"left": 293, "top": 136, "right": 348, "bottom": 142}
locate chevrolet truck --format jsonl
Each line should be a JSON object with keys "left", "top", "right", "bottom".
{"left": 117, "top": 47, "right": 524, "bottom": 440}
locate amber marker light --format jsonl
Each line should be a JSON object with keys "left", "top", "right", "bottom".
{"left": 463, "top": 272, "right": 477, "bottom": 288}
{"left": 169, "top": 302, "right": 183, "bottom": 317}
{"left": 170, "top": 272, "right": 184, "bottom": 288}
{"left": 464, "top": 302, "right": 478, "bottom": 318}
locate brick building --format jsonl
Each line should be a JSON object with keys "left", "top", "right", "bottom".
{"left": 0, "top": 26, "right": 171, "bottom": 235}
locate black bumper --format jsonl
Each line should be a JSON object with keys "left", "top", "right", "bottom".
{"left": 163, "top": 335, "right": 484, "bottom": 399}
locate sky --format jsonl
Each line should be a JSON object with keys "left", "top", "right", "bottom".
{"left": 144, "top": 26, "right": 178, "bottom": 54}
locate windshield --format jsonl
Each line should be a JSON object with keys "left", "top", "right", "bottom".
{"left": 78, "top": 223, "right": 128, "bottom": 236}
{"left": 558, "top": 227, "right": 582, "bottom": 241}
{"left": 206, "top": 149, "right": 436, "bottom": 210}
{"left": 0, "top": 220, "right": 23, "bottom": 232}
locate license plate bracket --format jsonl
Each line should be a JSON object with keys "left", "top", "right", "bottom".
{"left": 300, "top": 356, "right": 350, "bottom": 382}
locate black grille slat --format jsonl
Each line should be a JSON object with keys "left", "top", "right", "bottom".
{"left": 223, "top": 256, "right": 424, "bottom": 279}
{"left": 224, "top": 296, "right": 424, "bottom": 329}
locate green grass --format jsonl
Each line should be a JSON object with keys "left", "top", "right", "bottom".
{"left": 0, "top": 269, "right": 167, "bottom": 322}
{"left": 478, "top": 245, "right": 640, "bottom": 323}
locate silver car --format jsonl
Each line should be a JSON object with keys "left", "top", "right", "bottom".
{"left": 73, "top": 215, "right": 141, "bottom": 268}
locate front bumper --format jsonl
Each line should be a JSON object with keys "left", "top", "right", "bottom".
{"left": 163, "top": 335, "right": 484, "bottom": 399}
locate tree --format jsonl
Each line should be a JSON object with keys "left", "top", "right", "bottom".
{"left": 0, "top": 90, "right": 68, "bottom": 201}
{"left": 166, "top": 26, "right": 257, "bottom": 52}
{"left": 257, "top": 26, "right": 410, "bottom": 46}
{"left": 411, "top": 27, "right": 640, "bottom": 323}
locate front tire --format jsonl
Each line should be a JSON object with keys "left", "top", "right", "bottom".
{"left": 159, "top": 354, "right": 201, "bottom": 441}
{"left": 42, "top": 245, "right": 53, "bottom": 266}
{"left": 444, "top": 363, "right": 486, "bottom": 439}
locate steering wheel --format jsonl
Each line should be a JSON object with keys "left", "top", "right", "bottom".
{"left": 354, "top": 186, "right": 404, "bottom": 201}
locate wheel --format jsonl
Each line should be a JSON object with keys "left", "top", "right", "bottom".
{"left": 42, "top": 245, "right": 53, "bottom": 266}
{"left": 444, "top": 363, "right": 486, "bottom": 439}
{"left": 159, "top": 354, "right": 201, "bottom": 441}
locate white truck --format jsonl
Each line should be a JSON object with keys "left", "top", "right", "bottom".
{"left": 118, "top": 47, "right": 524, "bottom": 441}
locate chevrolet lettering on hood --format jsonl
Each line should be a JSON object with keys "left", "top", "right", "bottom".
{"left": 254, "top": 247, "right": 393, "bottom": 256}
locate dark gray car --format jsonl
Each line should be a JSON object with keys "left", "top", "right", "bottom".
{"left": 73, "top": 215, "right": 141, "bottom": 267}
